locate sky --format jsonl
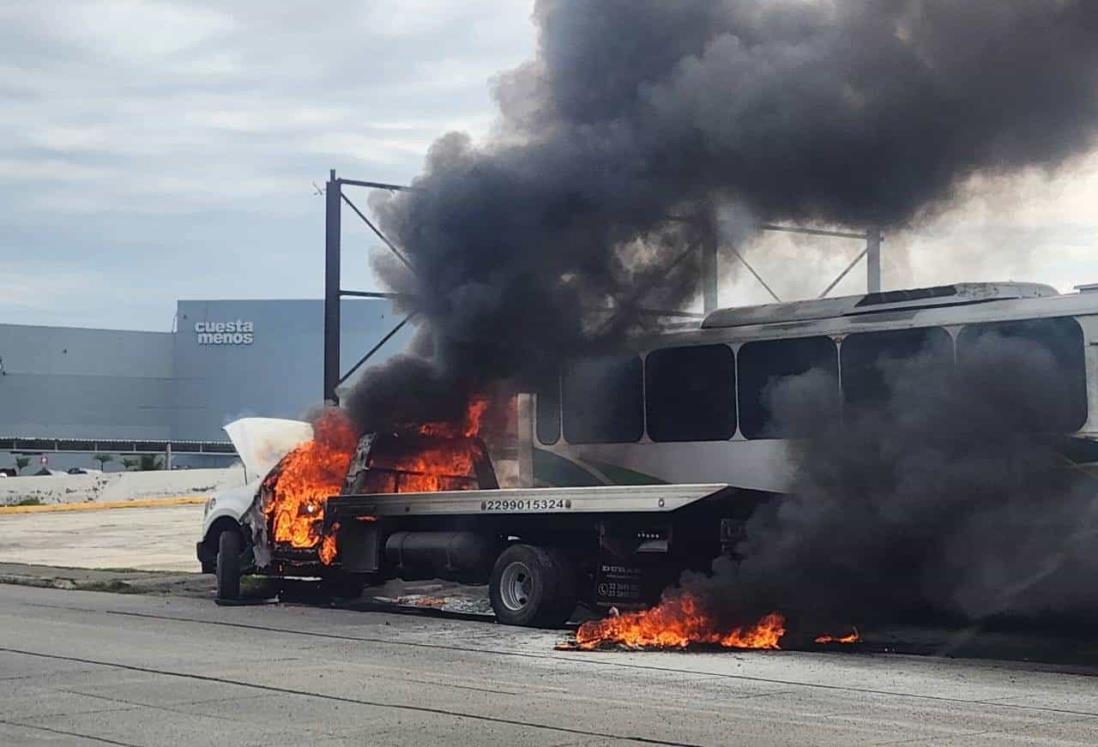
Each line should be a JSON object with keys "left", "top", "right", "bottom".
{"left": 1, "top": 0, "right": 1097, "bottom": 331}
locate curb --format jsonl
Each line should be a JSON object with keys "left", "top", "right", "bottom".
{"left": 0, "top": 496, "right": 208, "bottom": 515}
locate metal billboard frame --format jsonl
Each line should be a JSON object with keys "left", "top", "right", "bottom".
{"left": 323, "top": 168, "right": 883, "bottom": 403}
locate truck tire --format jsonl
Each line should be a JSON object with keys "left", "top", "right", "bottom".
{"left": 215, "top": 529, "right": 242, "bottom": 601}
{"left": 489, "top": 544, "right": 576, "bottom": 628}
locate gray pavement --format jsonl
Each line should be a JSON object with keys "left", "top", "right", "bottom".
{"left": 0, "top": 505, "right": 202, "bottom": 571}
{"left": 2, "top": 583, "right": 1097, "bottom": 746}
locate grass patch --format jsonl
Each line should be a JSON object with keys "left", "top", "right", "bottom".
{"left": 78, "top": 579, "right": 136, "bottom": 593}
{"left": 11, "top": 497, "right": 43, "bottom": 507}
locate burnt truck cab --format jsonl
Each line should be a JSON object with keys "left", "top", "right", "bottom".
{"left": 245, "top": 431, "right": 498, "bottom": 583}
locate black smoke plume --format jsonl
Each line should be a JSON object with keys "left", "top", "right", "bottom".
{"left": 673, "top": 336, "right": 1098, "bottom": 637}
{"left": 344, "top": 0, "right": 1098, "bottom": 431}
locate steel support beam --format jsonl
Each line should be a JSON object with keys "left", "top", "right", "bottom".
{"left": 324, "top": 169, "right": 342, "bottom": 404}
{"left": 758, "top": 224, "right": 867, "bottom": 240}
{"left": 337, "top": 313, "right": 417, "bottom": 387}
{"left": 818, "top": 246, "right": 869, "bottom": 299}
{"left": 597, "top": 244, "right": 697, "bottom": 333}
{"left": 340, "top": 290, "right": 411, "bottom": 300}
{"left": 337, "top": 178, "right": 412, "bottom": 192}
{"left": 701, "top": 234, "right": 718, "bottom": 312}
{"left": 728, "top": 247, "right": 781, "bottom": 303}
{"left": 866, "top": 228, "right": 882, "bottom": 293}
{"left": 341, "top": 192, "right": 413, "bottom": 271}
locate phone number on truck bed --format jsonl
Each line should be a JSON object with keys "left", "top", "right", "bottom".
{"left": 480, "top": 498, "right": 573, "bottom": 512}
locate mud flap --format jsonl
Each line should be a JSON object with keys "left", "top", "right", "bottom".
{"left": 595, "top": 562, "right": 645, "bottom": 608}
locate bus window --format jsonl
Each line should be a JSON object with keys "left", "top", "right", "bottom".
{"left": 841, "top": 327, "right": 953, "bottom": 407}
{"left": 646, "top": 344, "right": 735, "bottom": 441}
{"left": 957, "top": 317, "right": 1087, "bottom": 432}
{"left": 536, "top": 374, "right": 561, "bottom": 445}
{"left": 738, "top": 336, "right": 839, "bottom": 439}
{"left": 562, "top": 355, "right": 644, "bottom": 444}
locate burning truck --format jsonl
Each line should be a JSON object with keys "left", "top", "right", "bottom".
{"left": 198, "top": 402, "right": 749, "bottom": 628}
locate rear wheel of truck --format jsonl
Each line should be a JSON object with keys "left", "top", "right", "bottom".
{"left": 489, "top": 544, "right": 576, "bottom": 628}
{"left": 215, "top": 529, "right": 242, "bottom": 601}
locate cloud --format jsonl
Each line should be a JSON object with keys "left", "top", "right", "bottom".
{"left": 0, "top": 0, "right": 1096, "bottom": 333}
{"left": 0, "top": 0, "right": 534, "bottom": 329}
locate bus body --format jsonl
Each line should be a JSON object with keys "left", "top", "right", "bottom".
{"left": 527, "top": 282, "right": 1098, "bottom": 492}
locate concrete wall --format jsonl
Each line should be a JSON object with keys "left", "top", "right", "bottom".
{"left": 0, "top": 323, "right": 173, "bottom": 439}
{"left": 0, "top": 467, "right": 245, "bottom": 506}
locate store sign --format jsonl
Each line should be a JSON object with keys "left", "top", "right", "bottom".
{"left": 194, "top": 320, "right": 254, "bottom": 345}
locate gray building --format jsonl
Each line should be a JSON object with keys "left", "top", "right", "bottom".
{"left": 0, "top": 298, "right": 411, "bottom": 470}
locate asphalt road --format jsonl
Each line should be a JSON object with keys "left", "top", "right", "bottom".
{"left": 3, "top": 584, "right": 1097, "bottom": 746}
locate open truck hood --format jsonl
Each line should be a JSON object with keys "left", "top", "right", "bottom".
{"left": 223, "top": 417, "right": 314, "bottom": 483}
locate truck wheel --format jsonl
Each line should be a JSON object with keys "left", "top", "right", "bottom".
{"left": 215, "top": 530, "right": 242, "bottom": 601}
{"left": 489, "top": 544, "right": 576, "bottom": 628}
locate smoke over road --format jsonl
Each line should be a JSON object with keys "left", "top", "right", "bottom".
{"left": 352, "top": 0, "right": 1098, "bottom": 420}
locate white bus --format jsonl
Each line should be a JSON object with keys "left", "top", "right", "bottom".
{"left": 526, "top": 282, "right": 1098, "bottom": 493}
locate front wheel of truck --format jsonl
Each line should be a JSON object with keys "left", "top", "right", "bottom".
{"left": 215, "top": 529, "right": 242, "bottom": 601}
{"left": 489, "top": 544, "right": 576, "bottom": 628}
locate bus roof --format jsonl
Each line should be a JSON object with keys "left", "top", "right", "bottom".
{"left": 701, "top": 282, "right": 1059, "bottom": 329}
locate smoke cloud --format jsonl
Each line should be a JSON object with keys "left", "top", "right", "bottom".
{"left": 350, "top": 0, "right": 1098, "bottom": 420}
{"left": 338, "top": 1, "right": 1098, "bottom": 633}
{"left": 674, "top": 336, "right": 1098, "bottom": 637}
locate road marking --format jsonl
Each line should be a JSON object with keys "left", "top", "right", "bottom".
{"left": 0, "top": 496, "right": 207, "bottom": 515}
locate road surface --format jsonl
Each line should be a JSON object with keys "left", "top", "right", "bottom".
{"left": 2, "top": 584, "right": 1097, "bottom": 746}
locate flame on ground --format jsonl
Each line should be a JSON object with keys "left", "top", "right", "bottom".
{"left": 263, "top": 409, "right": 358, "bottom": 561}
{"left": 573, "top": 593, "right": 786, "bottom": 650}
{"left": 814, "top": 628, "right": 860, "bottom": 645}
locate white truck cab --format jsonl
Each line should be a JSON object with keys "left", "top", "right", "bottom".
{"left": 196, "top": 418, "right": 312, "bottom": 574}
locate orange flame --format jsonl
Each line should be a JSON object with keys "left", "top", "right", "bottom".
{"left": 573, "top": 593, "right": 785, "bottom": 650}
{"left": 417, "top": 395, "right": 489, "bottom": 439}
{"left": 814, "top": 628, "right": 860, "bottom": 645}
{"left": 264, "top": 398, "right": 492, "bottom": 565}
{"left": 363, "top": 395, "right": 491, "bottom": 494}
{"left": 318, "top": 528, "right": 339, "bottom": 565}
{"left": 263, "top": 410, "right": 358, "bottom": 563}
{"left": 374, "top": 439, "right": 482, "bottom": 492}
